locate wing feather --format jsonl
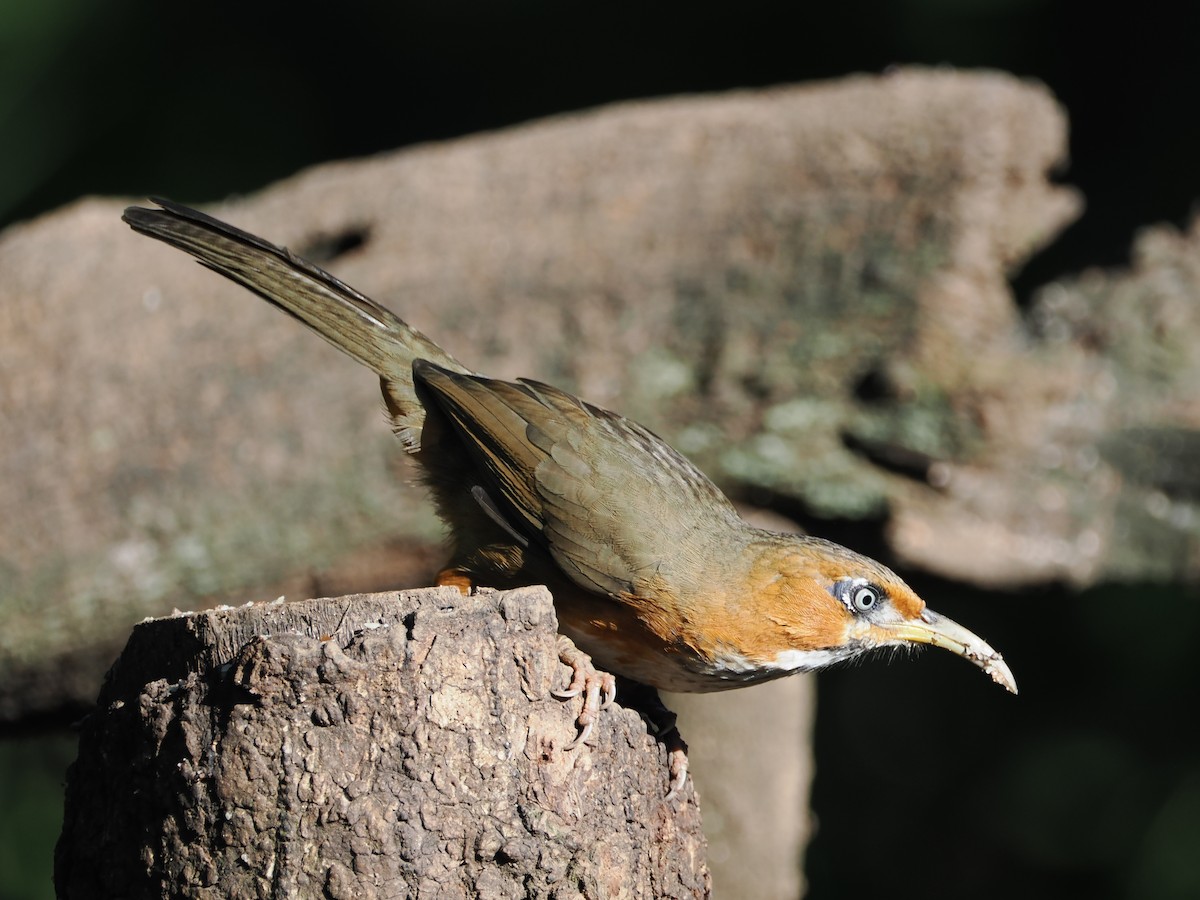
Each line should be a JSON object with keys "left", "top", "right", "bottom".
{"left": 413, "top": 360, "right": 741, "bottom": 598}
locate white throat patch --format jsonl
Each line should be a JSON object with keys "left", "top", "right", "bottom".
{"left": 713, "top": 645, "right": 862, "bottom": 677}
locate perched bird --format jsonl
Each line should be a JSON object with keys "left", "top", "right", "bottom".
{"left": 123, "top": 199, "right": 1016, "bottom": 795}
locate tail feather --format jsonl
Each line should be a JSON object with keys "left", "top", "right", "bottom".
{"left": 122, "top": 198, "right": 469, "bottom": 444}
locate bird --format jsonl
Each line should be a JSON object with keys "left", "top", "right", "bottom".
{"left": 123, "top": 198, "right": 1016, "bottom": 796}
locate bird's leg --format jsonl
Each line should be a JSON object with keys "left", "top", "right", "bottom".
{"left": 438, "top": 569, "right": 618, "bottom": 751}
{"left": 614, "top": 678, "right": 690, "bottom": 800}
{"left": 435, "top": 567, "right": 474, "bottom": 594}
{"left": 553, "top": 636, "right": 617, "bottom": 749}
{"left": 437, "top": 567, "right": 677, "bottom": 792}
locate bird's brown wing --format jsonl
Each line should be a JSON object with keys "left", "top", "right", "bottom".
{"left": 413, "top": 360, "right": 740, "bottom": 598}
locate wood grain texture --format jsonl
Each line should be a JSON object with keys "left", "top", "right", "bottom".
{"left": 56, "top": 587, "right": 710, "bottom": 898}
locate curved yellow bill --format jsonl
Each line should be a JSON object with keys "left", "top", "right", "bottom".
{"left": 882, "top": 609, "right": 1017, "bottom": 694}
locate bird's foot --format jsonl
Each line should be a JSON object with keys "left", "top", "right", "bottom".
{"left": 615, "top": 679, "right": 690, "bottom": 800}
{"left": 664, "top": 730, "right": 690, "bottom": 801}
{"left": 550, "top": 645, "right": 687, "bottom": 797}
{"left": 435, "top": 567, "right": 473, "bottom": 595}
{"left": 553, "top": 635, "right": 616, "bottom": 750}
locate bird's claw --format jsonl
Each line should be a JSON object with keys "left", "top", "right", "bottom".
{"left": 663, "top": 729, "right": 690, "bottom": 801}
{"left": 614, "top": 680, "right": 690, "bottom": 800}
{"left": 554, "top": 636, "right": 616, "bottom": 750}
{"left": 552, "top": 639, "right": 688, "bottom": 800}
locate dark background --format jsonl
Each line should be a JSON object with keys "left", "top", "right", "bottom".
{"left": 2, "top": 1, "right": 1199, "bottom": 898}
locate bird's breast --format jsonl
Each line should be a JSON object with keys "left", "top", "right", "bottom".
{"left": 553, "top": 582, "right": 839, "bottom": 693}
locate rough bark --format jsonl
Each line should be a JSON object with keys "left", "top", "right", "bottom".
{"left": 55, "top": 586, "right": 709, "bottom": 899}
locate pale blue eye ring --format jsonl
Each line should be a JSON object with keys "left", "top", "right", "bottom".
{"left": 851, "top": 584, "right": 879, "bottom": 612}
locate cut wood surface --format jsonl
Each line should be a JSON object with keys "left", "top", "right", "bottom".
{"left": 56, "top": 586, "right": 710, "bottom": 898}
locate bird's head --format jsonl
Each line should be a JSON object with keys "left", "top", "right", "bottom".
{"left": 744, "top": 534, "right": 1017, "bottom": 693}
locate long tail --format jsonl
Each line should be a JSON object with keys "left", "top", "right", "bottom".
{"left": 123, "top": 197, "right": 469, "bottom": 444}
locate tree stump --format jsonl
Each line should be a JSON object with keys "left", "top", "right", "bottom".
{"left": 55, "top": 586, "right": 709, "bottom": 898}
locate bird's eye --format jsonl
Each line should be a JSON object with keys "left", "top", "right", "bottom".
{"left": 830, "top": 579, "right": 887, "bottom": 614}
{"left": 851, "top": 584, "right": 879, "bottom": 612}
